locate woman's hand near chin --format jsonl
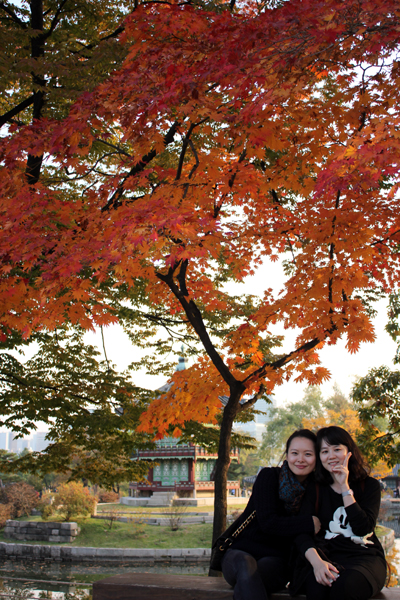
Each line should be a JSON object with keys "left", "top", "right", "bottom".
{"left": 331, "top": 452, "right": 351, "bottom": 490}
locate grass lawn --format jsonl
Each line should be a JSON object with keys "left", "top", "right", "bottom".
{"left": 0, "top": 514, "right": 391, "bottom": 550}
{"left": 96, "top": 504, "right": 245, "bottom": 514}
{"left": 376, "top": 525, "right": 392, "bottom": 537}
{"left": 0, "top": 516, "right": 213, "bottom": 548}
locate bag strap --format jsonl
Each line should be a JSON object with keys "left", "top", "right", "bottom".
{"left": 231, "top": 510, "right": 256, "bottom": 539}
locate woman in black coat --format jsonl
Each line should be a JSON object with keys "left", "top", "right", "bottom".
{"left": 221, "top": 429, "right": 320, "bottom": 600}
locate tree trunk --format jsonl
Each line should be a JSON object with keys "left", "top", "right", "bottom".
{"left": 209, "top": 387, "right": 243, "bottom": 576}
{"left": 26, "top": 0, "right": 45, "bottom": 185}
{"left": 211, "top": 386, "right": 244, "bottom": 539}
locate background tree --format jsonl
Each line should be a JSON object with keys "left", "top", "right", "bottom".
{"left": 259, "top": 386, "right": 325, "bottom": 465}
{"left": 260, "top": 384, "right": 391, "bottom": 479}
{"left": 352, "top": 293, "right": 400, "bottom": 467}
{"left": 43, "top": 481, "right": 96, "bottom": 521}
{"left": 0, "top": 482, "right": 38, "bottom": 518}
{"left": 0, "top": 327, "right": 154, "bottom": 487}
{"left": 1, "top": 0, "right": 400, "bottom": 544}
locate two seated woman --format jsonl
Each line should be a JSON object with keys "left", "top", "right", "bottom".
{"left": 219, "top": 426, "right": 386, "bottom": 600}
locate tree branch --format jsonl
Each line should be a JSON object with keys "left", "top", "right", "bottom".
{"left": 95, "top": 138, "right": 132, "bottom": 158}
{"left": 239, "top": 384, "right": 266, "bottom": 412}
{"left": 0, "top": 1, "right": 27, "bottom": 27}
{"left": 0, "top": 374, "right": 94, "bottom": 407}
{"left": 0, "top": 94, "right": 36, "bottom": 128}
{"left": 328, "top": 190, "right": 341, "bottom": 304}
{"left": 242, "top": 336, "right": 322, "bottom": 385}
{"left": 156, "top": 263, "right": 241, "bottom": 390}
{"left": 371, "top": 228, "right": 400, "bottom": 247}
{"left": 176, "top": 123, "right": 195, "bottom": 181}
{"left": 71, "top": 25, "right": 124, "bottom": 55}
{"left": 45, "top": 0, "right": 69, "bottom": 37}
{"left": 101, "top": 121, "right": 178, "bottom": 212}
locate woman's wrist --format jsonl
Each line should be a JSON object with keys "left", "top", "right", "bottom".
{"left": 305, "top": 547, "right": 323, "bottom": 567}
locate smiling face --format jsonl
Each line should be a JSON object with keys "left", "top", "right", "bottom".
{"left": 319, "top": 439, "right": 348, "bottom": 473}
{"left": 287, "top": 436, "right": 316, "bottom": 482}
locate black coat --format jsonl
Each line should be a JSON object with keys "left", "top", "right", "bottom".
{"left": 227, "top": 466, "right": 315, "bottom": 561}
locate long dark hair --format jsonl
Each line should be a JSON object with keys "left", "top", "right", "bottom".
{"left": 285, "top": 429, "right": 317, "bottom": 454}
{"left": 315, "top": 426, "right": 370, "bottom": 484}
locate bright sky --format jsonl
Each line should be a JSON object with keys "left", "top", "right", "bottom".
{"left": 85, "top": 258, "right": 398, "bottom": 408}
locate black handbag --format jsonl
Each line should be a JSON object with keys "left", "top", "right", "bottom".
{"left": 209, "top": 510, "right": 256, "bottom": 572}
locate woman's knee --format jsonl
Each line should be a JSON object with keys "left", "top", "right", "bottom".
{"left": 257, "top": 556, "right": 287, "bottom": 592}
{"left": 222, "top": 550, "right": 258, "bottom": 585}
{"left": 330, "top": 570, "right": 373, "bottom": 600}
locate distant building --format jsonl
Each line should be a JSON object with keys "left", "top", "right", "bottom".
{"left": 33, "top": 432, "right": 48, "bottom": 452}
{"left": 8, "top": 433, "right": 18, "bottom": 453}
{"left": 17, "top": 438, "right": 31, "bottom": 452}
{"left": 129, "top": 348, "right": 240, "bottom": 500}
{"left": 129, "top": 437, "right": 240, "bottom": 499}
{"left": 233, "top": 397, "right": 274, "bottom": 442}
{"left": 382, "top": 465, "right": 400, "bottom": 491}
{"left": 0, "top": 432, "right": 8, "bottom": 451}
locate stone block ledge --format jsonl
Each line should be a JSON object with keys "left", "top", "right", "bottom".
{"left": 0, "top": 542, "right": 211, "bottom": 562}
{"left": 4, "top": 520, "right": 78, "bottom": 543}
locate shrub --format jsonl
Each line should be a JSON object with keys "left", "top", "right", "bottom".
{"left": 0, "top": 504, "right": 12, "bottom": 528}
{"left": 37, "top": 490, "right": 54, "bottom": 513}
{"left": 127, "top": 510, "right": 146, "bottom": 538}
{"left": 103, "top": 507, "right": 124, "bottom": 530}
{"left": 98, "top": 490, "right": 119, "bottom": 503}
{"left": 41, "top": 505, "right": 54, "bottom": 520}
{"left": 2, "top": 483, "right": 38, "bottom": 518}
{"left": 163, "top": 504, "right": 188, "bottom": 531}
{"left": 51, "top": 482, "right": 97, "bottom": 521}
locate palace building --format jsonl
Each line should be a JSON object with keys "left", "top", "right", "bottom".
{"left": 126, "top": 348, "right": 240, "bottom": 504}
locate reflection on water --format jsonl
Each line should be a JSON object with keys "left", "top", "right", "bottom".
{"left": 2, "top": 545, "right": 400, "bottom": 595}
{"left": 0, "top": 559, "right": 208, "bottom": 594}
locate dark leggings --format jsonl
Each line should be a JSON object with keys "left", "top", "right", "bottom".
{"left": 304, "top": 568, "right": 373, "bottom": 600}
{"left": 221, "top": 549, "right": 287, "bottom": 600}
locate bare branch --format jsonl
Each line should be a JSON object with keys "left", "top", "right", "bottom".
{"left": 101, "top": 121, "right": 178, "bottom": 212}
{"left": 176, "top": 123, "right": 195, "bottom": 181}
{"left": 239, "top": 384, "right": 266, "bottom": 412}
{"left": 45, "top": 0, "right": 69, "bottom": 37}
{"left": 0, "top": 94, "right": 36, "bottom": 128}
{"left": 0, "top": 1, "right": 27, "bottom": 27}
{"left": 156, "top": 265, "right": 241, "bottom": 390}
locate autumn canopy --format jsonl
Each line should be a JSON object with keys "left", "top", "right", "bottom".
{"left": 1, "top": 0, "right": 400, "bottom": 536}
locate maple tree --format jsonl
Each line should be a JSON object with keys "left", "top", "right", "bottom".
{"left": 1, "top": 0, "right": 400, "bottom": 543}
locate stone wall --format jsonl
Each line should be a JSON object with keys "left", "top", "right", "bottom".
{"left": 0, "top": 542, "right": 210, "bottom": 562}
{"left": 3, "top": 520, "right": 79, "bottom": 543}
{"left": 379, "top": 525, "right": 396, "bottom": 551}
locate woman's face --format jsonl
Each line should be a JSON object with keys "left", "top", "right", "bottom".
{"left": 319, "top": 439, "right": 348, "bottom": 472}
{"left": 287, "top": 437, "right": 316, "bottom": 482}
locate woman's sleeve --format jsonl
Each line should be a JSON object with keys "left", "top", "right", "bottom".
{"left": 293, "top": 482, "right": 319, "bottom": 556}
{"left": 345, "top": 477, "right": 381, "bottom": 536}
{"left": 253, "top": 468, "right": 315, "bottom": 537}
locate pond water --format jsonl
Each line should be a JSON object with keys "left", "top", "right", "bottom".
{"left": 0, "top": 559, "right": 208, "bottom": 597}
{"left": 1, "top": 540, "right": 400, "bottom": 596}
